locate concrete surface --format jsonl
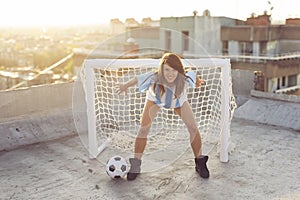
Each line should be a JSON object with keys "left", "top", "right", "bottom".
{"left": 0, "top": 109, "right": 76, "bottom": 152}
{"left": 0, "top": 82, "right": 73, "bottom": 121}
{"left": 0, "top": 82, "right": 76, "bottom": 151}
{"left": 0, "top": 118, "right": 299, "bottom": 200}
{"left": 234, "top": 97, "right": 300, "bottom": 130}
{"left": 1, "top": 79, "right": 300, "bottom": 200}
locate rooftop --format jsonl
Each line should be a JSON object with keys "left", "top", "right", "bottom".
{"left": 0, "top": 82, "right": 299, "bottom": 200}
{"left": 0, "top": 117, "right": 299, "bottom": 199}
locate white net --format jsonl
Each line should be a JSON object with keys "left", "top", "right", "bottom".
{"left": 83, "top": 58, "right": 236, "bottom": 167}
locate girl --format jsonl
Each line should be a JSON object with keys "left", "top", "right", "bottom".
{"left": 117, "top": 53, "right": 209, "bottom": 181}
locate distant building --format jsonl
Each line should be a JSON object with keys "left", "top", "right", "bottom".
{"left": 286, "top": 18, "right": 300, "bottom": 25}
{"left": 0, "top": 68, "right": 54, "bottom": 90}
{"left": 221, "top": 13, "right": 300, "bottom": 93}
{"left": 88, "top": 13, "right": 300, "bottom": 95}
{"left": 125, "top": 18, "right": 139, "bottom": 28}
{"left": 246, "top": 12, "right": 271, "bottom": 26}
{"left": 110, "top": 18, "right": 125, "bottom": 35}
{"left": 141, "top": 17, "right": 160, "bottom": 27}
{"left": 159, "top": 10, "right": 240, "bottom": 56}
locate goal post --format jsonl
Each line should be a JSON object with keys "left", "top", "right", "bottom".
{"left": 82, "top": 58, "right": 236, "bottom": 162}
{"left": 84, "top": 65, "right": 98, "bottom": 158}
{"left": 220, "top": 61, "right": 230, "bottom": 162}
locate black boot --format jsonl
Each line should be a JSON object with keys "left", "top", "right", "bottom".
{"left": 127, "top": 158, "right": 142, "bottom": 181}
{"left": 195, "top": 155, "right": 209, "bottom": 178}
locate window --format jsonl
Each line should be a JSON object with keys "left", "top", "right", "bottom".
{"left": 222, "top": 41, "right": 228, "bottom": 55}
{"left": 260, "top": 41, "right": 267, "bottom": 56}
{"left": 165, "top": 31, "right": 171, "bottom": 51}
{"left": 182, "top": 31, "right": 189, "bottom": 51}
{"left": 239, "top": 42, "right": 253, "bottom": 55}
{"left": 282, "top": 76, "right": 286, "bottom": 87}
{"left": 288, "top": 75, "right": 297, "bottom": 87}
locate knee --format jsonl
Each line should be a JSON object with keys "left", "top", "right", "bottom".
{"left": 186, "top": 124, "right": 199, "bottom": 135}
{"left": 137, "top": 126, "right": 150, "bottom": 138}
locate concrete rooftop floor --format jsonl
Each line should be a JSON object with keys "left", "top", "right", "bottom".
{"left": 0, "top": 118, "right": 299, "bottom": 200}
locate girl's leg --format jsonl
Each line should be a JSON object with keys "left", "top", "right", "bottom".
{"left": 174, "top": 101, "right": 209, "bottom": 178}
{"left": 134, "top": 100, "right": 160, "bottom": 159}
{"left": 174, "top": 101, "right": 202, "bottom": 158}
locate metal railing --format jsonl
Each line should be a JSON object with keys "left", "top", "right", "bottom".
{"left": 275, "top": 85, "right": 300, "bottom": 94}
{"left": 184, "top": 51, "right": 300, "bottom": 63}
{"left": 8, "top": 53, "right": 73, "bottom": 90}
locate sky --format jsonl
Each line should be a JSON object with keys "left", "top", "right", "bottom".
{"left": 0, "top": 0, "right": 299, "bottom": 27}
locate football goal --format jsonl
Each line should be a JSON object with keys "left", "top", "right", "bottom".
{"left": 82, "top": 58, "right": 236, "bottom": 163}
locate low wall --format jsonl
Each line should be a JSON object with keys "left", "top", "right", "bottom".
{"left": 0, "top": 82, "right": 74, "bottom": 120}
{"left": 231, "top": 69, "right": 255, "bottom": 106}
{"left": 1, "top": 79, "right": 299, "bottom": 151}
{"left": 231, "top": 69, "right": 254, "bottom": 96}
{"left": 0, "top": 82, "right": 77, "bottom": 151}
{"left": 234, "top": 90, "right": 300, "bottom": 130}
{"left": 251, "top": 90, "right": 300, "bottom": 103}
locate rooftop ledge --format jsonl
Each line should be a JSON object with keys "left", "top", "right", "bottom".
{"left": 0, "top": 81, "right": 299, "bottom": 152}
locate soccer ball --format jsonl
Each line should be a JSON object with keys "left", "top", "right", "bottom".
{"left": 105, "top": 155, "right": 128, "bottom": 179}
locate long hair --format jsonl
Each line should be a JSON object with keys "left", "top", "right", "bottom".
{"left": 155, "top": 53, "right": 186, "bottom": 98}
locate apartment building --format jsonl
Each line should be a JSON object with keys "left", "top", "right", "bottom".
{"left": 221, "top": 13, "right": 300, "bottom": 93}
{"left": 97, "top": 11, "right": 300, "bottom": 94}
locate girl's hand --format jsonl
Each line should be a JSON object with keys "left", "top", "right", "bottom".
{"left": 196, "top": 76, "right": 205, "bottom": 88}
{"left": 116, "top": 84, "right": 128, "bottom": 95}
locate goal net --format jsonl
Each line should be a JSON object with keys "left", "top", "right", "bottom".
{"left": 81, "top": 58, "right": 236, "bottom": 165}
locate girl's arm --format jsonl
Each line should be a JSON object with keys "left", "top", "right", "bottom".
{"left": 196, "top": 75, "right": 205, "bottom": 88}
{"left": 117, "top": 77, "right": 138, "bottom": 95}
{"left": 186, "top": 70, "right": 205, "bottom": 88}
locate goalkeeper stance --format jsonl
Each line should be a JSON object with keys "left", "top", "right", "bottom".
{"left": 117, "top": 52, "right": 209, "bottom": 181}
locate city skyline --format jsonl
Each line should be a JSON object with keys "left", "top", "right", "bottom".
{"left": 1, "top": 0, "right": 299, "bottom": 27}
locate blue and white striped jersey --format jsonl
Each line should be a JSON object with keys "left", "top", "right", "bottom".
{"left": 137, "top": 71, "right": 197, "bottom": 108}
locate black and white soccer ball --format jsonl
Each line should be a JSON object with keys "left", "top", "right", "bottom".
{"left": 105, "top": 155, "right": 128, "bottom": 179}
